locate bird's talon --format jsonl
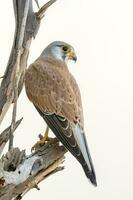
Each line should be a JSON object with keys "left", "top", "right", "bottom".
{"left": 38, "top": 134, "right": 43, "bottom": 140}
{"left": 31, "top": 134, "right": 49, "bottom": 152}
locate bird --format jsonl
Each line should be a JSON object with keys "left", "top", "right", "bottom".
{"left": 25, "top": 41, "right": 97, "bottom": 186}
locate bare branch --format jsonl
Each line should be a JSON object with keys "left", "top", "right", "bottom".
{"left": 36, "top": 0, "right": 57, "bottom": 19}
{"left": 9, "top": 0, "right": 30, "bottom": 150}
{"left": 34, "top": 0, "right": 40, "bottom": 9}
{"left": 0, "top": 118, "right": 23, "bottom": 157}
{"left": 0, "top": 76, "right": 5, "bottom": 79}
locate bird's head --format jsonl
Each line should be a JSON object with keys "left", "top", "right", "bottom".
{"left": 41, "top": 41, "right": 77, "bottom": 63}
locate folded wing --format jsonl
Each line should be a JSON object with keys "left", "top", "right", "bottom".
{"left": 25, "top": 57, "right": 97, "bottom": 186}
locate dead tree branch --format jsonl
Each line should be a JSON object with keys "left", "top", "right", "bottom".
{"left": 9, "top": 0, "right": 31, "bottom": 150}
{"left": 0, "top": 118, "right": 23, "bottom": 157}
{"left": 0, "top": 139, "right": 67, "bottom": 200}
{"left": 36, "top": 0, "right": 57, "bottom": 19}
{"left": 0, "top": 0, "right": 67, "bottom": 199}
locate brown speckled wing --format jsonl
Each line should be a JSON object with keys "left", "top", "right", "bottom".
{"left": 25, "top": 57, "right": 83, "bottom": 127}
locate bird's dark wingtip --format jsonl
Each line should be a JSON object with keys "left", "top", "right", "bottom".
{"left": 88, "top": 172, "right": 97, "bottom": 187}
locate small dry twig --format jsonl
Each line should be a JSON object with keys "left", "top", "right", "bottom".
{"left": 36, "top": 0, "right": 57, "bottom": 19}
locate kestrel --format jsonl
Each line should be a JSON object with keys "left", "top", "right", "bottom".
{"left": 25, "top": 41, "right": 97, "bottom": 186}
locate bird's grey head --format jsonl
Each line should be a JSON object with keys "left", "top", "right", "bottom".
{"left": 41, "top": 41, "right": 77, "bottom": 63}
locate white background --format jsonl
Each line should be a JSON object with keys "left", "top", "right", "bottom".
{"left": 0, "top": 0, "right": 133, "bottom": 199}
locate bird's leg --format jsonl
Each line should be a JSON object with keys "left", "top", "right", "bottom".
{"left": 31, "top": 126, "right": 49, "bottom": 151}
{"left": 39, "top": 126, "right": 49, "bottom": 144}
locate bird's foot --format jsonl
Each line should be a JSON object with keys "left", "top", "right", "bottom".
{"left": 31, "top": 134, "right": 49, "bottom": 152}
{"left": 31, "top": 126, "right": 49, "bottom": 152}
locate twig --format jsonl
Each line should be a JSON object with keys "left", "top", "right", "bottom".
{"left": 0, "top": 118, "right": 23, "bottom": 156}
{"left": 36, "top": 0, "right": 57, "bottom": 19}
{"left": 0, "top": 118, "right": 23, "bottom": 145}
{"left": 0, "top": 75, "right": 5, "bottom": 79}
{"left": 34, "top": 0, "right": 40, "bottom": 9}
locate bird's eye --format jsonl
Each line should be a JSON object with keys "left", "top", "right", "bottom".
{"left": 62, "top": 46, "right": 68, "bottom": 52}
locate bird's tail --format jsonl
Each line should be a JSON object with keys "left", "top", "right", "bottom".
{"left": 36, "top": 107, "right": 97, "bottom": 186}
{"left": 74, "top": 125, "right": 97, "bottom": 186}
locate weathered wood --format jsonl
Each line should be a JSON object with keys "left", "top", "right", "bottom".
{"left": 0, "top": 139, "right": 67, "bottom": 200}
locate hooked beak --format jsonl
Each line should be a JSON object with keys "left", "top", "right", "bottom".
{"left": 72, "top": 55, "right": 77, "bottom": 62}
{"left": 67, "top": 49, "right": 77, "bottom": 62}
